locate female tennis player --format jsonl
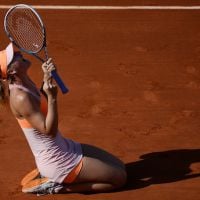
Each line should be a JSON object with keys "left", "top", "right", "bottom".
{"left": 0, "top": 43, "right": 127, "bottom": 195}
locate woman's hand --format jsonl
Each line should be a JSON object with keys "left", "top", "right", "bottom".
{"left": 43, "top": 81, "right": 58, "bottom": 99}
{"left": 42, "top": 58, "right": 56, "bottom": 82}
{"left": 42, "top": 58, "right": 58, "bottom": 98}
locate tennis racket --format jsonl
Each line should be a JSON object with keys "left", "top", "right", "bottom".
{"left": 4, "top": 4, "right": 69, "bottom": 94}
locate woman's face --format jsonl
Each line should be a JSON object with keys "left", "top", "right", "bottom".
{"left": 9, "top": 52, "right": 31, "bottom": 73}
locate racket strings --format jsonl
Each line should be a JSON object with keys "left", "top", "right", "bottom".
{"left": 5, "top": 7, "right": 44, "bottom": 53}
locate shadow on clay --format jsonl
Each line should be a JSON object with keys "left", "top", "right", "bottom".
{"left": 124, "top": 149, "right": 200, "bottom": 191}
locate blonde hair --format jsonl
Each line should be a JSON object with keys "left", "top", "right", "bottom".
{"left": 0, "top": 55, "right": 17, "bottom": 106}
{"left": 0, "top": 79, "right": 5, "bottom": 101}
{"left": 0, "top": 70, "right": 14, "bottom": 106}
{"left": 0, "top": 79, "right": 9, "bottom": 105}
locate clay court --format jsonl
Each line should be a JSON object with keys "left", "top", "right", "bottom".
{"left": 0, "top": 0, "right": 200, "bottom": 199}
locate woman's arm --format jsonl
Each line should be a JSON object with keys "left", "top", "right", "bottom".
{"left": 41, "top": 58, "right": 58, "bottom": 137}
{"left": 11, "top": 58, "right": 58, "bottom": 137}
{"left": 12, "top": 92, "right": 57, "bottom": 137}
{"left": 42, "top": 81, "right": 58, "bottom": 137}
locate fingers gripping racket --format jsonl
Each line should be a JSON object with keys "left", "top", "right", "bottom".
{"left": 4, "top": 4, "right": 69, "bottom": 94}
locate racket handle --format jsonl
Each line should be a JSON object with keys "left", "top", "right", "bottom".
{"left": 51, "top": 70, "right": 69, "bottom": 94}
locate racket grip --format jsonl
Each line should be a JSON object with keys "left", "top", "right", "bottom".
{"left": 51, "top": 70, "right": 69, "bottom": 94}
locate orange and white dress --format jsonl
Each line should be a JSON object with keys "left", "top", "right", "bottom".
{"left": 9, "top": 84, "right": 83, "bottom": 184}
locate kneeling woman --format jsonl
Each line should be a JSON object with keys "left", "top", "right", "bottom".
{"left": 0, "top": 43, "right": 127, "bottom": 195}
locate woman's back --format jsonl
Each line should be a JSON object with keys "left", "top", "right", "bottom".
{"left": 9, "top": 83, "right": 83, "bottom": 183}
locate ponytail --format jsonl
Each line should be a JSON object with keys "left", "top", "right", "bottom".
{"left": 0, "top": 78, "right": 9, "bottom": 106}
{"left": 0, "top": 78, "right": 5, "bottom": 100}
{"left": 0, "top": 61, "right": 17, "bottom": 105}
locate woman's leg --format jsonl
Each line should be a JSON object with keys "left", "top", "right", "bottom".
{"left": 63, "top": 144, "right": 127, "bottom": 193}
{"left": 81, "top": 144, "right": 126, "bottom": 170}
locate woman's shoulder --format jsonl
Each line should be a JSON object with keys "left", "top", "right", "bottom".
{"left": 10, "top": 86, "right": 39, "bottom": 118}
{"left": 11, "top": 87, "right": 30, "bottom": 103}
{"left": 9, "top": 88, "right": 30, "bottom": 118}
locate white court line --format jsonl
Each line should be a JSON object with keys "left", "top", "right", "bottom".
{"left": 1, "top": 5, "right": 200, "bottom": 10}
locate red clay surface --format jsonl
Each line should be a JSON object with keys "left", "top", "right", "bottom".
{"left": 0, "top": 1, "right": 200, "bottom": 200}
